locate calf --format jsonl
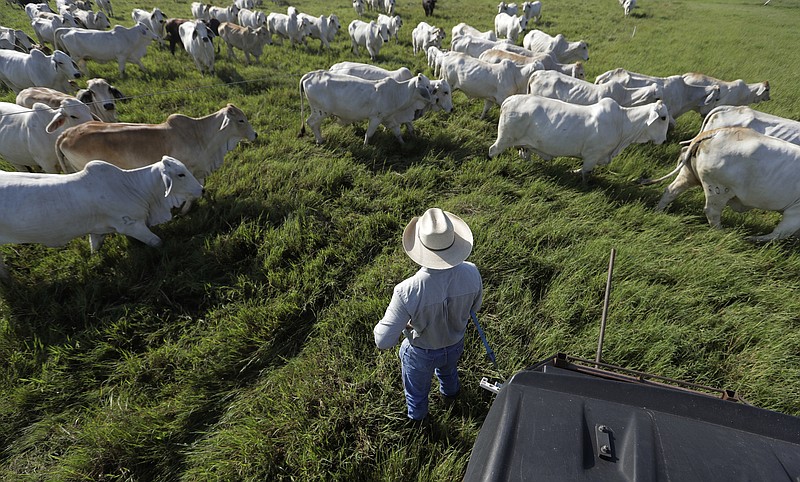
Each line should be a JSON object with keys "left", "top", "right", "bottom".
{"left": 218, "top": 22, "right": 271, "bottom": 64}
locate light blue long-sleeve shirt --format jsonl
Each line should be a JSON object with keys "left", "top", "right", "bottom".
{"left": 374, "top": 262, "right": 483, "bottom": 350}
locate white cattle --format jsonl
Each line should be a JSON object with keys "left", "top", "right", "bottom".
{"left": 73, "top": 10, "right": 111, "bottom": 30}
{"left": 595, "top": 68, "right": 721, "bottom": 123}
{"left": 95, "top": 0, "right": 112, "bottom": 18}
{"left": 497, "top": 2, "right": 518, "bottom": 15}
{"left": 522, "top": 30, "right": 589, "bottom": 63}
{"left": 450, "top": 35, "right": 511, "bottom": 58}
{"left": 267, "top": 8, "right": 311, "bottom": 46}
{"left": 0, "top": 98, "right": 94, "bottom": 173}
{"left": 644, "top": 128, "right": 800, "bottom": 242}
{"left": 0, "top": 156, "right": 204, "bottom": 278}
{"left": 208, "top": 5, "right": 239, "bottom": 25}
{"left": 349, "top": 20, "right": 388, "bottom": 60}
{"left": 681, "top": 73, "right": 770, "bottom": 116}
{"left": 698, "top": 106, "right": 800, "bottom": 146}
{"left": 131, "top": 7, "right": 166, "bottom": 44}
{"left": 426, "top": 45, "right": 446, "bottom": 75}
{"left": 489, "top": 95, "right": 670, "bottom": 183}
{"left": 439, "top": 52, "right": 542, "bottom": 118}
{"left": 412, "top": 21, "right": 444, "bottom": 55}
{"left": 452, "top": 22, "right": 496, "bottom": 41}
{"left": 238, "top": 8, "right": 266, "bottom": 29}
{"left": 0, "top": 48, "right": 81, "bottom": 93}
{"left": 234, "top": 0, "right": 254, "bottom": 9}
{"left": 521, "top": 1, "right": 542, "bottom": 24}
{"left": 25, "top": 3, "right": 53, "bottom": 19}
{"left": 191, "top": 2, "right": 211, "bottom": 21}
{"left": 179, "top": 20, "right": 215, "bottom": 74}
{"left": 623, "top": 0, "right": 636, "bottom": 16}
{"left": 528, "top": 70, "right": 661, "bottom": 107}
{"left": 353, "top": 0, "right": 365, "bottom": 17}
{"left": 377, "top": 14, "right": 402, "bottom": 43}
{"left": 299, "top": 70, "right": 434, "bottom": 145}
{"left": 329, "top": 61, "right": 413, "bottom": 81}
{"left": 298, "top": 13, "right": 340, "bottom": 50}
{"left": 479, "top": 49, "right": 584, "bottom": 79}
{"left": 0, "top": 28, "right": 37, "bottom": 53}
{"left": 54, "top": 23, "right": 160, "bottom": 76}
{"left": 17, "top": 78, "right": 124, "bottom": 122}
{"left": 55, "top": 104, "right": 257, "bottom": 185}
{"left": 494, "top": 13, "right": 526, "bottom": 43}
{"left": 31, "top": 15, "right": 76, "bottom": 46}
{"left": 218, "top": 22, "right": 271, "bottom": 64}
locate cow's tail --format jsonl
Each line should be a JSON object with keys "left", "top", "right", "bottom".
{"left": 639, "top": 131, "right": 716, "bottom": 186}
{"left": 298, "top": 75, "right": 306, "bottom": 138}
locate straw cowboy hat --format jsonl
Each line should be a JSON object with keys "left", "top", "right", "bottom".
{"left": 402, "top": 208, "right": 473, "bottom": 269}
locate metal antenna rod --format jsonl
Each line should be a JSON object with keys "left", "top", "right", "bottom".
{"left": 596, "top": 248, "right": 617, "bottom": 365}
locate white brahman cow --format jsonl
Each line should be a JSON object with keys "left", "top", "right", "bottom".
{"left": 0, "top": 48, "right": 81, "bottom": 93}
{"left": 450, "top": 34, "right": 511, "bottom": 58}
{"left": 73, "top": 9, "right": 110, "bottom": 30}
{"left": 208, "top": 5, "right": 239, "bottom": 25}
{"left": 479, "top": 49, "right": 585, "bottom": 80}
{"left": 238, "top": 8, "right": 266, "bottom": 29}
{"left": 31, "top": 15, "right": 77, "bottom": 46}
{"left": 377, "top": 14, "right": 402, "bottom": 43}
{"left": 0, "top": 156, "right": 204, "bottom": 278}
{"left": 218, "top": 22, "right": 271, "bottom": 64}
{"left": 329, "top": 61, "right": 414, "bottom": 81}
{"left": 349, "top": 19, "right": 388, "bottom": 60}
{"left": 179, "top": 20, "right": 215, "bottom": 74}
{"left": 17, "top": 78, "right": 125, "bottom": 122}
{"left": 698, "top": 106, "right": 800, "bottom": 145}
{"left": 439, "top": 52, "right": 543, "bottom": 118}
{"left": 497, "top": 2, "right": 518, "bottom": 15}
{"left": 643, "top": 127, "right": 800, "bottom": 242}
{"left": 95, "top": 0, "right": 112, "bottom": 18}
{"left": 411, "top": 21, "right": 444, "bottom": 55}
{"left": 623, "top": 0, "right": 636, "bottom": 16}
{"left": 451, "top": 22, "right": 497, "bottom": 41}
{"left": 55, "top": 104, "right": 257, "bottom": 184}
{"left": 191, "top": 1, "right": 210, "bottom": 21}
{"left": 522, "top": 29, "right": 589, "bottom": 63}
{"left": 681, "top": 73, "right": 770, "bottom": 116}
{"left": 131, "top": 7, "right": 166, "bottom": 45}
{"left": 54, "top": 23, "right": 160, "bottom": 76}
{"left": 267, "top": 7, "right": 311, "bottom": 46}
{"left": 494, "top": 12, "right": 526, "bottom": 43}
{"left": 0, "top": 98, "right": 94, "bottom": 173}
{"left": 353, "top": 0, "right": 365, "bottom": 17}
{"left": 0, "top": 27, "right": 37, "bottom": 52}
{"left": 489, "top": 95, "right": 669, "bottom": 183}
{"left": 527, "top": 70, "right": 662, "bottom": 108}
{"left": 299, "top": 70, "right": 434, "bottom": 145}
{"left": 594, "top": 68, "right": 721, "bottom": 124}
{"left": 521, "top": 1, "right": 542, "bottom": 24}
{"left": 298, "top": 13, "right": 340, "bottom": 50}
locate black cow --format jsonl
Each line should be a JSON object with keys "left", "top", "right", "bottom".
{"left": 423, "top": 0, "right": 436, "bottom": 16}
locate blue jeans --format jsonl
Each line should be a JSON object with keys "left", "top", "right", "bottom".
{"left": 399, "top": 337, "right": 464, "bottom": 421}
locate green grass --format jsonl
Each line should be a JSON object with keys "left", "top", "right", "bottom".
{"left": 2, "top": 0, "right": 800, "bottom": 479}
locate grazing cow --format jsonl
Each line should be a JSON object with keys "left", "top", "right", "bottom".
{"left": 438, "top": 52, "right": 543, "bottom": 118}
{"left": 191, "top": 2, "right": 210, "bottom": 21}
{"left": 17, "top": 78, "right": 124, "bottom": 122}
{"left": 179, "top": 20, "right": 215, "bottom": 74}
{"left": 298, "top": 13, "right": 340, "bottom": 50}
{"left": 95, "top": 0, "right": 112, "bottom": 18}
{"left": 131, "top": 7, "right": 166, "bottom": 45}
{"left": 522, "top": 30, "right": 589, "bottom": 63}
{"left": 208, "top": 5, "right": 239, "bottom": 25}
{"left": 299, "top": 70, "right": 433, "bottom": 145}
{"left": 353, "top": 0, "right": 365, "bottom": 17}
{"left": 479, "top": 49, "right": 585, "bottom": 80}
{"left": 377, "top": 14, "right": 403, "bottom": 43}
{"left": 494, "top": 12, "right": 526, "bottom": 43}
{"left": 0, "top": 27, "right": 37, "bottom": 52}
{"left": 329, "top": 61, "right": 413, "bottom": 81}
{"left": 238, "top": 8, "right": 266, "bottom": 29}
{"left": 452, "top": 22, "right": 497, "bottom": 41}
{"left": 0, "top": 98, "right": 94, "bottom": 173}
{"left": 411, "top": 21, "right": 444, "bottom": 55}
{"left": 595, "top": 68, "right": 721, "bottom": 124}
{"left": 643, "top": 128, "right": 800, "bottom": 242}
{"left": 218, "top": 22, "right": 271, "bottom": 64}
{"left": 165, "top": 18, "right": 219, "bottom": 56}
{"left": 267, "top": 8, "right": 311, "bottom": 46}
{"left": 56, "top": 104, "right": 257, "bottom": 184}
{"left": 450, "top": 34, "right": 511, "bottom": 58}
{"left": 521, "top": 1, "right": 542, "bottom": 24}
{"left": 54, "top": 23, "right": 160, "bottom": 76}
{"left": 349, "top": 20, "right": 389, "bottom": 60}
{"left": 527, "top": 70, "right": 662, "bottom": 108}
{"left": 698, "top": 106, "right": 800, "bottom": 146}
{"left": 681, "top": 73, "right": 770, "bottom": 116}
{"left": 422, "top": 0, "right": 436, "bottom": 17}
{"left": 0, "top": 156, "right": 204, "bottom": 278}
{"left": 489, "top": 95, "right": 670, "bottom": 183}
{"left": 0, "top": 48, "right": 81, "bottom": 93}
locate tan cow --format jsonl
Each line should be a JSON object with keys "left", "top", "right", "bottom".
{"left": 218, "top": 21, "right": 271, "bottom": 64}
{"left": 55, "top": 103, "right": 257, "bottom": 184}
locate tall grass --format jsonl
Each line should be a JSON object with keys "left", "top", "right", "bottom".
{"left": 1, "top": 0, "right": 800, "bottom": 479}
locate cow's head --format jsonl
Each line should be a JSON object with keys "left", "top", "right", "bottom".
{"left": 45, "top": 98, "right": 94, "bottom": 133}
{"left": 755, "top": 81, "right": 770, "bottom": 102}
{"left": 158, "top": 156, "right": 204, "bottom": 215}
{"left": 51, "top": 49, "right": 82, "bottom": 80}
{"left": 219, "top": 104, "right": 257, "bottom": 143}
{"left": 645, "top": 100, "right": 670, "bottom": 145}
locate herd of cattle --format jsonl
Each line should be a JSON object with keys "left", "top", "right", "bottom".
{"left": 0, "top": 0, "right": 797, "bottom": 278}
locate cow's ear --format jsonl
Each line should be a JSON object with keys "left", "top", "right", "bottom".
{"left": 646, "top": 107, "right": 660, "bottom": 126}
{"left": 110, "top": 87, "right": 125, "bottom": 100}
{"left": 192, "top": 30, "right": 198, "bottom": 40}
{"left": 77, "top": 89, "right": 93, "bottom": 103}
{"left": 220, "top": 113, "right": 231, "bottom": 130}
{"left": 417, "top": 87, "right": 431, "bottom": 101}
{"left": 46, "top": 111, "right": 67, "bottom": 133}
{"left": 161, "top": 163, "right": 174, "bottom": 197}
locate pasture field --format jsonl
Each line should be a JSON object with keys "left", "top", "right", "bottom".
{"left": 1, "top": 0, "right": 800, "bottom": 479}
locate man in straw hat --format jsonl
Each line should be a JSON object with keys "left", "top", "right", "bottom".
{"left": 374, "top": 208, "right": 483, "bottom": 423}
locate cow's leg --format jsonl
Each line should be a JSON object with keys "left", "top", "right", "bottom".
{"left": 306, "top": 111, "right": 325, "bottom": 144}
{"left": 479, "top": 99, "right": 493, "bottom": 119}
{"left": 117, "top": 220, "right": 163, "bottom": 248}
{"left": 749, "top": 206, "right": 800, "bottom": 243}
{"left": 89, "top": 233, "right": 106, "bottom": 253}
{"left": 364, "top": 117, "right": 382, "bottom": 145}
{"left": 656, "top": 167, "right": 700, "bottom": 211}
{"left": 701, "top": 183, "right": 735, "bottom": 229}
{"left": 488, "top": 136, "right": 511, "bottom": 159}
{"left": 244, "top": 51, "right": 251, "bottom": 65}
{"left": 226, "top": 43, "right": 235, "bottom": 60}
